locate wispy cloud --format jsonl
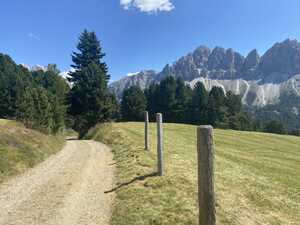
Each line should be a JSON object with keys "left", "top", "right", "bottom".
{"left": 120, "top": 0, "right": 175, "bottom": 13}
{"left": 27, "top": 33, "right": 40, "bottom": 41}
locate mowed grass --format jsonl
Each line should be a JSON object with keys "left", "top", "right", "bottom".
{"left": 87, "top": 122, "right": 300, "bottom": 225}
{"left": 0, "top": 119, "right": 65, "bottom": 183}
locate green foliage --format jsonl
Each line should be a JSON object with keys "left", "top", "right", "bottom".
{"left": 250, "top": 93, "right": 300, "bottom": 131}
{"left": 142, "top": 77, "right": 254, "bottom": 132}
{"left": 68, "top": 30, "right": 118, "bottom": 137}
{"left": 121, "top": 86, "right": 146, "bottom": 121}
{"left": 145, "top": 83, "right": 159, "bottom": 121}
{"left": 0, "top": 54, "right": 33, "bottom": 118}
{"left": 0, "top": 53, "right": 68, "bottom": 134}
{"left": 70, "top": 29, "right": 110, "bottom": 82}
{"left": 68, "top": 61, "right": 117, "bottom": 137}
{"left": 190, "top": 81, "right": 208, "bottom": 124}
{"left": 263, "top": 120, "right": 287, "bottom": 134}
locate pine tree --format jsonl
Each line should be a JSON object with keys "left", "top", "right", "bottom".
{"left": 190, "top": 82, "right": 208, "bottom": 124}
{"left": 157, "top": 76, "right": 177, "bottom": 122}
{"left": 121, "top": 86, "right": 146, "bottom": 121}
{"left": 207, "top": 86, "right": 227, "bottom": 127}
{"left": 70, "top": 30, "right": 110, "bottom": 82}
{"left": 145, "top": 83, "right": 159, "bottom": 121}
{"left": 226, "top": 91, "right": 242, "bottom": 115}
{"left": 67, "top": 30, "right": 118, "bottom": 137}
{"left": 173, "top": 78, "right": 191, "bottom": 123}
{"left": 16, "top": 87, "right": 35, "bottom": 128}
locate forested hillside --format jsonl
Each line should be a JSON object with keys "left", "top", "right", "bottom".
{"left": 0, "top": 54, "right": 69, "bottom": 134}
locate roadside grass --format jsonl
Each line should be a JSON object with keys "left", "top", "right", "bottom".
{"left": 0, "top": 119, "right": 65, "bottom": 183}
{"left": 87, "top": 122, "right": 300, "bottom": 225}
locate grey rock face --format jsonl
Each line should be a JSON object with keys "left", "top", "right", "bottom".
{"left": 244, "top": 49, "right": 260, "bottom": 70}
{"left": 109, "top": 70, "right": 157, "bottom": 99}
{"left": 258, "top": 39, "right": 300, "bottom": 82}
{"left": 193, "top": 46, "right": 211, "bottom": 68}
{"left": 110, "top": 39, "right": 300, "bottom": 107}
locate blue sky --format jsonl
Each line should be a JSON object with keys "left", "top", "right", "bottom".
{"left": 0, "top": 0, "right": 300, "bottom": 81}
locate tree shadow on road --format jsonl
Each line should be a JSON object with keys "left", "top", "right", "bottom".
{"left": 104, "top": 172, "right": 158, "bottom": 193}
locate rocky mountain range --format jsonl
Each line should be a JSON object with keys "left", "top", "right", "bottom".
{"left": 110, "top": 39, "right": 300, "bottom": 109}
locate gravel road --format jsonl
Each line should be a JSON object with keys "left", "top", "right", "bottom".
{"left": 0, "top": 139, "right": 115, "bottom": 225}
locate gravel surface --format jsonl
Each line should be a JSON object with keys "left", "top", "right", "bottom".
{"left": 0, "top": 139, "right": 115, "bottom": 225}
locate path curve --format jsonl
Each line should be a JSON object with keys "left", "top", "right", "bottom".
{"left": 0, "top": 139, "right": 115, "bottom": 225}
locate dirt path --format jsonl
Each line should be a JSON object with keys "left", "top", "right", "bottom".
{"left": 0, "top": 139, "right": 115, "bottom": 225}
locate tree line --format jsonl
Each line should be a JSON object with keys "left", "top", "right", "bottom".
{"left": 121, "top": 77, "right": 255, "bottom": 131}
{"left": 0, "top": 30, "right": 297, "bottom": 137}
{"left": 120, "top": 79, "right": 300, "bottom": 135}
{"left": 0, "top": 30, "right": 118, "bottom": 136}
{"left": 0, "top": 55, "right": 69, "bottom": 134}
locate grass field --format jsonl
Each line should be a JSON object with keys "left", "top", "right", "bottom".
{"left": 87, "top": 122, "right": 300, "bottom": 225}
{"left": 0, "top": 119, "right": 65, "bottom": 183}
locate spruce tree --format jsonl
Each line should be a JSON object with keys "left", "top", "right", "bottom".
{"left": 67, "top": 30, "right": 118, "bottom": 137}
{"left": 190, "top": 82, "right": 208, "bottom": 124}
{"left": 173, "top": 78, "right": 191, "bottom": 123}
{"left": 157, "top": 76, "right": 177, "bottom": 122}
{"left": 207, "top": 87, "right": 227, "bottom": 127}
{"left": 145, "top": 83, "right": 159, "bottom": 121}
{"left": 70, "top": 30, "right": 110, "bottom": 82}
{"left": 121, "top": 86, "right": 146, "bottom": 121}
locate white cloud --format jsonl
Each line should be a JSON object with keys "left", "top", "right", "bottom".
{"left": 120, "top": 0, "right": 174, "bottom": 13}
{"left": 27, "top": 33, "right": 40, "bottom": 41}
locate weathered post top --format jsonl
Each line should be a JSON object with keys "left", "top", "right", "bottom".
{"left": 156, "top": 113, "right": 164, "bottom": 176}
{"left": 197, "top": 125, "right": 215, "bottom": 225}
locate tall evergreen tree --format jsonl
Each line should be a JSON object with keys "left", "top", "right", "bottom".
{"left": 173, "top": 78, "right": 191, "bottom": 123}
{"left": 207, "top": 86, "right": 227, "bottom": 127}
{"left": 121, "top": 86, "right": 146, "bottom": 121}
{"left": 70, "top": 30, "right": 110, "bottom": 82}
{"left": 67, "top": 30, "right": 118, "bottom": 137}
{"left": 145, "top": 83, "right": 159, "bottom": 121}
{"left": 190, "top": 82, "right": 208, "bottom": 124}
{"left": 226, "top": 91, "right": 242, "bottom": 115}
{"left": 68, "top": 62, "right": 116, "bottom": 137}
{"left": 157, "top": 76, "right": 177, "bottom": 122}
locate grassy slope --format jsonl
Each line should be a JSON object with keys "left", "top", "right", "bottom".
{"left": 87, "top": 122, "right": 300, "bottom": 225}
{"left": 0, "top": 119, "right": 65, "bottom": 183}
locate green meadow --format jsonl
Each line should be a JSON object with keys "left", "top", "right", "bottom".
{"left": 87, "top": 122, "right": 300, "bottom": 225}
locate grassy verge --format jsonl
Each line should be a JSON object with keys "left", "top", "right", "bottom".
{"left": 87, "top": 122, "right": 300, "bottom": 225}
{"left": 0, "top": 119, "right": 65, "bottom": 183}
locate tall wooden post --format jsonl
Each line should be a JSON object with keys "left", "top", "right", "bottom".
{"left": 197, "top": 125, "right": 215, "bottom": 225}
{"left": 156, "top": 113, "right": 164, "bottom": 176}
{"left": 145, "top": 111, "right": 149, "bottom": 150}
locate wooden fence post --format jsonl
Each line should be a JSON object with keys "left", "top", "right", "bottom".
{"left": 156, "top": 113, "right": 164, "bottom": 176}
{"left": 145, "top": 111, "right": 149, "bottom": 150}
{"left": 197, "top": 125, "right": 215, "bottom": 225}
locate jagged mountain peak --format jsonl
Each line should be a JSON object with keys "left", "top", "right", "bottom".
{"left": 244, "top": 49, "right": 260, "bottom": 70}
{"left": 258, "top": 38, "right": 300, "bottom": 82}
{"left": 110, "top": 39, "right": 300, "bottom": 106}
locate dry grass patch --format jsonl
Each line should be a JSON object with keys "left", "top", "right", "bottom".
{"left": 0, "top": 120, "right": 65, "bottom": 183}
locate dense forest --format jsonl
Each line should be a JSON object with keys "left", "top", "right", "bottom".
{"left": 0, "top": 30, "right": 298, "bottom": 136}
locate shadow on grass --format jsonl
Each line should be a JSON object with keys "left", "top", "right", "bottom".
{"left": 104, "top": 172, "right": 158, "bottom": 193}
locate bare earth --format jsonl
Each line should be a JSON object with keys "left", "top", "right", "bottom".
{"left": 0, "top": 139, "right": 115, "bottom": 225}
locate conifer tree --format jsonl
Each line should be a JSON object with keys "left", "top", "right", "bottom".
{"left": 121, "top": 86, "right": 146, "bottom": 121}
{"left": 190, "top": 82, "right": 208, "bottom": 124}
{"left": 67, "top": 30, "right": 118, "bottom": 137}
{"left": 70, "top": 30, "right": 110, "bottom": 82}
